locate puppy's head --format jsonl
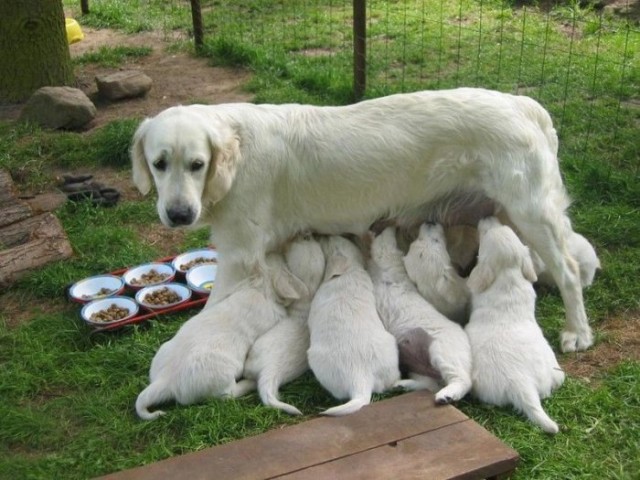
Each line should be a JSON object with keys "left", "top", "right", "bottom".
{"left": 130, "top": 106, "right": 240, "bottom": 228}
{"left": 468, "top": 218, "right": 537, "bottom": 293}
{"left": 369, "top": 226, "right": 400, "bottom": 266}
{"left": 320, "top": 235, "right": 364, "bottom": 280}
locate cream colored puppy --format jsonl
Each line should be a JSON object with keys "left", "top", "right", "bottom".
{"left": 307, "top": 235, "right": 402, "bottom": 416}
{"left": 135, "top": 253, "right": 307, "bottom": 420}
{"left": 368, "top": 226, "right": 472, "bottom": 404}
{"left": 404, "top": 222, "right": 471, "bottom": 324}
{"left": 466, "top": 217, "right": 565, "bottom": 434}
{"left": 243, "top": 234, "right": 326, "bottom": 415}
{"left": 532, "top": 231, "right": 600, "bottom": 288}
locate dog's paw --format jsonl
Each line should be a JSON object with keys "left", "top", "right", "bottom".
{"left": 560, "top": 328, "right": 594, "bottom": 353}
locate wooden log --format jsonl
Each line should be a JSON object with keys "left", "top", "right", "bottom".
{"left": 0, "top": 213, "right": 73, "bottom": 286}
{"left": 0, "top": 199, "right": 33, "bottom": 228}
{"left": 0, "top": 169, "right": 18, "bottom": 205}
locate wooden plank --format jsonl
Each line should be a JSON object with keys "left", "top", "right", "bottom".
{"left": 279, "top": 420, "right": 518, "bottom": 480}
{"left": 96, "top": 392, "right": 516, "bottom": 480}
{"left": 0, "top": 213, "right": 73, "bottom": 286}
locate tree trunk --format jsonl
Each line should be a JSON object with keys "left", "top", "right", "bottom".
{"left": 0, "top": 0, "right": 75, "bottom": 103}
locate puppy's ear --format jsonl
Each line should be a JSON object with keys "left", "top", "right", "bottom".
{"left": 130, "top": 118, "right": 153, "bottom": 195}
{"left": 324, "top": 253, "right": 350, "bottom": 280}
{"left": 467, "top": 261, "right": 495, "bottom": 294}
{"left": 204, "top": 128, "right": 240, "bottom": 205}
{"left": 521, "top": 247, "right": 538, "bottom": 283}
{"left": 272, "top": 267, "right": 309, "bottom": 306}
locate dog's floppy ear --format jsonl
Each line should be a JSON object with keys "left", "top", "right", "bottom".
{"left": 467, "top": 260, "right": 495, "bottom": 294}
{"left": 272, "top": 265, "right": 309, "bottom": 306}
{"left": 324, "top": 253, "right": 350, "bottom": 280}
{"left": 130, "top": 118, "right": 153, "bottom": 195}
{"left": 203, "top": 127, "right": 241, "bottom": 205}
{"left": 521, "top": 247, "right": 538, "bottom": 283}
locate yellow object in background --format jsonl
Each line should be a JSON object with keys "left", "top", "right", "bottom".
{"left": 65, "top": 18, "right": 84, "bottom": 45}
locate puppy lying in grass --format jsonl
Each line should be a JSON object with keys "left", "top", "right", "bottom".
{"left": 368, "top": 226, "right": 472, "bottom": 404}
{"left": 466, "top": 217, "right": 565, "bottom": 434}
{"left": 243, "top": 234, "right": 326, "bottom": 415}
{"left": 135, "top": 253, "right": 307, "bottom": 420}
{"left": 307, "top": 235, "right": 403, "bottom": 416}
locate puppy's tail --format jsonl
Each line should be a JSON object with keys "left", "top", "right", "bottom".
{"left": 135, "top": 380, "right": 172, "bottom": 421}
{"left": 258, "top": 376, "right": 302, "bottom": 416}
{"left": 512, "top": 385, "right": 559, "bottom": 434}
{"left": 320, "top": 393, "right": 371, "bottom": 417}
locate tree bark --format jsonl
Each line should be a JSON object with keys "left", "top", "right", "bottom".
{"left": 0, "top": 0, "right": 75, "bottom": 103}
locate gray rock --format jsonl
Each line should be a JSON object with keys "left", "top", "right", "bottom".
{"left": 19, "top": 87, "right": 97, "bottom": 130}
{"left": 95, "top": 71, "right": 152, "bottom": 100}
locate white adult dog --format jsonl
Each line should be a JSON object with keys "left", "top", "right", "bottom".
{"left": 465, "top": 217, "right": 565, "bottom": 434}
{"left": 404, "top": 222, "right": 471, "bottom": 324}
{"left": 135, "top": 253, "right": 307, "bottom": 420}
{"left": 307, "top": 235, "right": 403, "bottom": 416}
{"left": 130, "top": 87, "right": 592, "bottom": 352}
{"left": 368, "top": 226, "right": 472, "bottom": 404}
{"left": 243, "top": 233, "right": 326, "bottom": 415}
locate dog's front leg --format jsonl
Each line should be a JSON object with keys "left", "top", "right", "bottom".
{"left": 205, "top": 256, "right": 249, "bottom": 306}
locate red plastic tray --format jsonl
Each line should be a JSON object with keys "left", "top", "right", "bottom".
{"left": 74, "top": 254, "right": 211, "bottom": 332}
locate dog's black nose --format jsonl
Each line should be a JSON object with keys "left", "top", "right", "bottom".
{"left": 166, "top": 205, "right": 194, "bottom": 226}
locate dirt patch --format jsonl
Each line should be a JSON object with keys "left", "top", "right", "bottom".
{"left": 560, "top": 310, "right": 640, "bottom": 383}
{"left": 0, "top": 28, "right": 254, "bottom": 128}
{"left": 0, "top": 292, "right": 68, "bottom": 330}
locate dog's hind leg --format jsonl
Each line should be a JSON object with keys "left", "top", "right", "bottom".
{"left": 506, "top": 207, "right": 592, "bottom": 352}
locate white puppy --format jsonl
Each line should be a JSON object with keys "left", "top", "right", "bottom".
{"left": 131, "top": 88, "right": 593, "bottom": 352}
{"left": 243, "top": 234, "right": 326, "bottom": 415}
{"left": 368, "top": 226, "right": 472, "bottom": 404}
{"left": 135, "top": 253, "right": 307, "bottom": 420}
{"left": 404, "top": 223, "right": 471, "bottom": 324}
{"left": 466, "top": 217, "right": 565, "bottom": 434}
{"left": 307, "top": 235, "right": 402, "bottom": 416}
{"left": 532, "top": 231, "right": 600, "bottom": 288}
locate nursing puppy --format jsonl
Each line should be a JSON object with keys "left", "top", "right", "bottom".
{"left": 130, "top": 88, "right": 593, "bottom": 352}
{"left": 135, "top": 253, "right": 307, "bottom": 420}
{"left": 307, "top": 235, "right": 402, "bottom": 416}
{"left": 404, "top": 223, "right": 471, "bottom": 324}
{"left": 532, "top": 231, "right": 600, "bottom": 288}
{"left": 243, "top": 234, "right": 326, "bottom": 415}
{"left": 368, "top": 226, "right": 472, "bottom": 404}
{"left": 466, "top": 217, "right": 565, "bottom": 434}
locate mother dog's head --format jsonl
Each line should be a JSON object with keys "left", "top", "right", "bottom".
{"left": 130, "top": 106, "right": 240, "bottom": 227}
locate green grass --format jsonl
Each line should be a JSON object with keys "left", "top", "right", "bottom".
{"left": 1, "top": 0, "right": 639, "bottom": 478}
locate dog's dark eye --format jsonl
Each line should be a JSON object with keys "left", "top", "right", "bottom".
{"left": 190, "top": 160, "right": 205, "bottom": 172}
{"left": 153, "top": 158, "right": 167, "bottom": 171}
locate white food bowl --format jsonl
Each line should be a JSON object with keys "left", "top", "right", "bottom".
{"left": 81, "top": 296, "right": 139, "bottom": 326}
{"left": 186, "top": 263, "right": 217, "bottom": 295}
{"left": 171, "top": 248, "right": 218, "bottom": 274}
{"left": 135, "top": 283, "right": 192, "bottom": 310}
{"left": 123, "top": 263, "right": 175, "bottom": 290}
{"left": 69, "top": 274, "right": 125, "bottom": 304}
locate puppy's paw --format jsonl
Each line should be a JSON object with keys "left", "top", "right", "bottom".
{"left": 560, "top": 327, "right": 594, "bottom": 353}
{"left": 435, "top": 381, "right": 470, "bottom": 404}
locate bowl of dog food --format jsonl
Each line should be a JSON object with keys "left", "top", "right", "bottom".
{"left": 81, "top": 296, "right": 139, "bottom": 326}
{"left": 186, "top": 263, "right": 217, "bottom": 296}
{"left": 123, "top": 263, "right": 176, "bottom": 290}
{"left": 69, "top": 274, "right": 125, "bottom": 304}
{"left": 135, "top": 283, "right": 192, "bottom": 310}
{"left": 171, "top": 248, "right": 218, "bottom": 274}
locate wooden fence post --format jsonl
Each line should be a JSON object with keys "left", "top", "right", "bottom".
{"left": 190, "top": 0, "right": 204, "bottom": 52}
{"left": 353, "top": 0, "right": 366, "bottom": 101}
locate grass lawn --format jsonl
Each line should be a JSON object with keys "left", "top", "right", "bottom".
{"left": 1, "top": 1, "right": 639, "bottom": 478}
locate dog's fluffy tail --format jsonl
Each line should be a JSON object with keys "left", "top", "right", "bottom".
{"left": 320, "top": 394, "right": 371, "bottom": 417}
{"left": 258, "top": 376, "right": 302, "bottom": 416}
{"left": 135, "top": 380, "right": 172, "bottom": 421}
{"left": 512, "top": 384, "right": 559, "bottom": 434}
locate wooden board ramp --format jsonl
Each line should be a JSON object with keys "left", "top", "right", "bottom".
{"left": 97, "top": 391, "right": 519, "bottom": 480}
